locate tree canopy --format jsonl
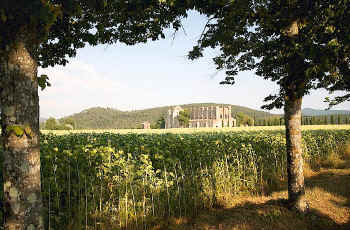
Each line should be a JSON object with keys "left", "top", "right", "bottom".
{"left": 236, "top": 112, "right": 254, "bottom": 126}
{"left": 43, "top": 117, "right": 75, "bottom": 130}
{"left": 189, "top": 0, "right": 350, "bottom": 109}
{"left": 178, "top": 109, "right": 190, "bottom": 127}
{"left": 0, "top": 0, "right": 187, "bottom": 66}
{"left": 151, "top": 117, "right": 166, "bottom": 129}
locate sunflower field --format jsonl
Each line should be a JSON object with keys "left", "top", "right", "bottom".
{"left": 1, "top": 128, "right": 350, "bottom": 229}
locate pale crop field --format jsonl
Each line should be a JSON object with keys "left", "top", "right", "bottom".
{"left": 41, "top": 124, "right": 350, "bottom": 135}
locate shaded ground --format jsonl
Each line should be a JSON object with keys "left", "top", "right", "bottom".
{"left": 150, "top": 168, "right": 350, "bottom": 230}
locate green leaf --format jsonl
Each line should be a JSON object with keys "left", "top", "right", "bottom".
{"left": 38, "top": 74, "right": 51, "bottom": 90}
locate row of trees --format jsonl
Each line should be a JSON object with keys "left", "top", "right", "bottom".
{"left": 1, "top": 1, "right": 350, "bottom": 228}
{"left": 256, "top": 115, "right": 350, "bottom": 126}
{"left": 301, "top": 115, "right": 350, "bottom": 125}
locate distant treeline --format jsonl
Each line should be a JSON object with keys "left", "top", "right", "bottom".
{"left": 254, "top": 114, "right": 350, "bottom": 126}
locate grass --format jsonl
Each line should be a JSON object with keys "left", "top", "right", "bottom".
{"left": 149, "top": 167, "right": 350, "bottom": 230}
{"left": 41, "top": 124, "right": 350, "bottom": 135}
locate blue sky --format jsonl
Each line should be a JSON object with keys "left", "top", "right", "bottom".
{"left": 39, "top": 11, "right": 350, "bottom": 118}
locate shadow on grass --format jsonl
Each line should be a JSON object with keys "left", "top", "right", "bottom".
{"left": 305, "top": 169, "right": 350, "bottom": 200}
{"left": 145, "top": 168, "right": 350, "bottom": 230}
{"left": 304, "top": 169, "right": 350, "bottom": 230}
{"left": 140, "top": 198, "right": 344, "bottom": 230}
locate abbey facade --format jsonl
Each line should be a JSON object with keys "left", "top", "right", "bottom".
{"left": 165, "top": 105, "right": 236, "bottom": 129}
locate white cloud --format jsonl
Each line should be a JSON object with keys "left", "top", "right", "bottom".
{"left": 38, "top": 60, "right": 155, "bottom": 118}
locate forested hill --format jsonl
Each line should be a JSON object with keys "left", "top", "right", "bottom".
{"left": 62, "top": 103, "right": 275, "bottom": 129}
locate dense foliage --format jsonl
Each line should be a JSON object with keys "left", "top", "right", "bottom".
{"left": 178, "top": 109, "right": 190, "bottom": 127}
{"left": 236, "top": 112, "right": 255, "bottom": 126}
{"left": 0, "top": 0, "right": 187, "bottom": 66}
{"left": 151, "top": 117, "right": 166, "bottom": 129}
{"left": 189, "top": 0, "right": 350, "bottom": 109}
{"left": 44, "top": 117, "right": 76, "bottom": 130}
{"left": 1, "top": 129, "right": 349, "bottom": 229}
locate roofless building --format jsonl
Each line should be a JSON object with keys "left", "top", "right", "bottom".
{"left": 165, "top": 105, "right": 236, "bottom": 128}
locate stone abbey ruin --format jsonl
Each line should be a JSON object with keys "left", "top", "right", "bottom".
{"left": 165, "top": 105, "right": 237, "bottom": 128}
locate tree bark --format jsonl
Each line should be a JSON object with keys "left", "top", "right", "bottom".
{"left": 1, "top": 39, "right": 44, "bottom": 229}
{"left": 284, "top": 94, "right": 308, "bottom": 212}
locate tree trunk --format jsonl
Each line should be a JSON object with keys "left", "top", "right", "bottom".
{"left": 284, "top": 94, "right": 308, "bottom": 212}
{"left": 1, "top": 40, "right": 44, "bottom": 229}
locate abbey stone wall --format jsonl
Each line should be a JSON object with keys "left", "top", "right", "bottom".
{"left": 165, "top": 105, "right": 236, "bottom": 129}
